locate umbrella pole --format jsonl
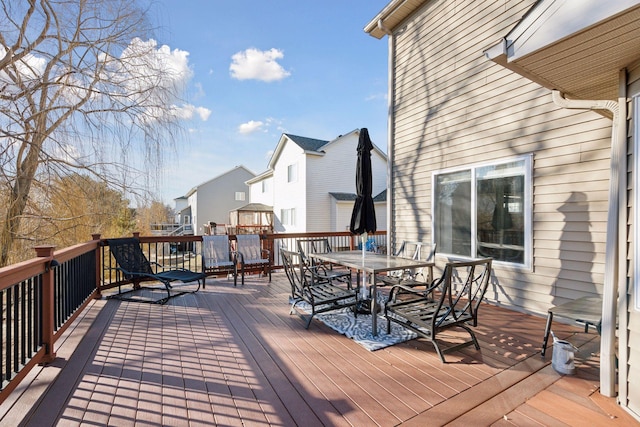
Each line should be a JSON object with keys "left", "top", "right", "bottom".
{"left": 361, "top": 232, "right": 368, "bottom": 300}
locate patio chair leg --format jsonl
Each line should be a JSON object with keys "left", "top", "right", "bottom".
{"left": 541, "top": 311, "right": 554, "bottom": 358}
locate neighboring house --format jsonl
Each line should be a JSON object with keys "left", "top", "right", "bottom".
{"left": 366, "top": 0, "right": 640, "bottom": 417}
{"left": 174, "top": 165, "right": 255, "bottom": 235}
{"left": 247, "top": 129, "right": 387, "bottom": 233}
{"left": 247, "top": 169, "right": 274, "bottom": 207}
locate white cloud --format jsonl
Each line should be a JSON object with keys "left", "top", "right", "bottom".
{"left": 229, "top": 48, "right": 290, "bottom": 82}
{"left": 171, "top": 104, "right": 211, "bottom": 121}
{"left": 111, "top": 38, "right": 210, "bottom": 123}
{"left": 0, "top": 46, "right": 47, "bottom": 95}
{"left": 238, "top": 120, "right": 264, "bottom": 134}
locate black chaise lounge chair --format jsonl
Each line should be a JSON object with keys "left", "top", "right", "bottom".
{"left": 107, "top": 237, "right": 205, "bottom": 304}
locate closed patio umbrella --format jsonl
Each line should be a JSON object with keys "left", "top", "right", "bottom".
{"left": 349, "top": 128, "right": 377, "bottom": 308}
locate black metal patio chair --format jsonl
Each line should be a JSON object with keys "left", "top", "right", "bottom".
{"left": 106, "top": 237, "right": 205, "bottom": 304}
{"left": 296, "top": 238, "right": 353, "bottom": 288}
{"left": 281, "top": 248, "right": 359, "bottom": 329}
{"left": 385, "top": 258, "right": 492, "bottom": 362}
{"left": 376, "top": 241, "right": 436, "bottom": 288}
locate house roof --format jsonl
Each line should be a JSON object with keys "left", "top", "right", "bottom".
{"left": 364, "top": 0, "right": 426, "bottom": 39}
{"left": 230, "top": 202, "right": 273, "bottom": 213}
{"left": 484, "top": 0, "right": 640, "bottom": 101}
{"left": 246, "top": 169, "right": 273, "bottom": 185}
{"left": 285, "top": 134, "right": 329, "bottom": 152}
{"left": 330, "top": 190, "right": 387, "bottom": 202}
{"left": 266, "top": 129, "right": 387, "bottom": 171}
{"left": 373, "top": 189, "right": 387, "bottom": 202}
{"left": 181, "top": 165, "right": 255, "bottom": 198}
{"left": 329, "top": 192, "right": 357, "bottom": 201}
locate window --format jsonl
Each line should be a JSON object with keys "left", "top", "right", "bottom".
{"left": 235, "top": 191, "right": 246, "bottom": 201}
{"left": 433, "top": 156, "right": 531, "bottom": 266}
{"left": 287, "top": 163, "right": 298, "bottom": 183}
{"left": 281, "top": 208, "right": 296, "bottom": 226}
{"left": 261, "top": 180, "right": 269, "bottom": 193}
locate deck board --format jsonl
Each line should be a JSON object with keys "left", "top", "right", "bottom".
{"left": 1, "top": 271, "right": 637, "bottom": 426}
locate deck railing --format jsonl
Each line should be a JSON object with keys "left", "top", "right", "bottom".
{"left": 0, "top": 238, "right": 101, "bottom": 403}
{"left": 0, "top": 230, "right": 385, "bottom": 404}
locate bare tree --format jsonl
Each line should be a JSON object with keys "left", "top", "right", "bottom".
{"left": 0, "top": 0, "right": 201, "bottom": 266}
{"left": 135, "top": 200, "right": 173, "bottom": 235}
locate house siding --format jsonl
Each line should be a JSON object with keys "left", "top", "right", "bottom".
{"left": 306, "top": 132, "right": 387, "bottom": 232}
{"left": 626, "top": 64, "right": 640, "bottom": 418}
{"left": 192, "top": 167, "right": 254, "bottom": 234}
{"left": 273, "top": 140, "right": 306, "bottom": 232}
{"left": 249, "top": 176, "right": 274, "bottom": 207}
{"left": 390, "top": 0, "right": 612, "bottom": 315}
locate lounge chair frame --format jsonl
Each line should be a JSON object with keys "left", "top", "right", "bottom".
{"left": 106, "top": 237, "right": 205, "bottom": 304}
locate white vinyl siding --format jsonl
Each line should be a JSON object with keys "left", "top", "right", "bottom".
{"left": 305, "top": 131, "right": 387, "bottom": 233}
{"left": 389, "top": 0, "right": 611, "bottom": 315}
{"left": 627, "top": 69, "right": 640, "bottom": 419}
{"left": 273, "top": 142, "right": 305, "bottom": 232}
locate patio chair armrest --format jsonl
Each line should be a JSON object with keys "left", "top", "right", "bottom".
{"left": 388, "top": 281, "right": 437, "bottom": 302}
{"left": 113, "top": 267, "right": 148, "bottom": 280}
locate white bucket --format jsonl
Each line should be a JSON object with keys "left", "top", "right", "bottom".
{"left": 551, "top": 333, "right": 577, "bottom": 375}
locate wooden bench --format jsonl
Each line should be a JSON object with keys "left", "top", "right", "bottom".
{"left": 384, "top": 258, "right": 492, "bottom": 362}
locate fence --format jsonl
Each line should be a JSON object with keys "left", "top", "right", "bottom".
{"left": 0, "top": 230, "right": 386, "bottom": 404}
{"left": 0, "top": 239, "right": 101, "bottom": 403}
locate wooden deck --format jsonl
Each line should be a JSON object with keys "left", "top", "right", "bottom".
{"left": 0, "top": 272, "right": 636, "bottom": 426}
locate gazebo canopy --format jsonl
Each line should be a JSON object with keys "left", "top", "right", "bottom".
{"left": 229, "top": 203, "right": 274, "bottom": 234}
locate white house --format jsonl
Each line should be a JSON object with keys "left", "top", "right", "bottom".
{"left": 174, "top": 165, "right": 255, "bottom": 235}
{"left": 247, "top": 129, "right": 388, "bottom": 233}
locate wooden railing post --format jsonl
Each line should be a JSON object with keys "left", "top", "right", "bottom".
{"left": 35, "top": 245, "right": 57, "bottom": 363}
{"left": 92, "top": 234, "right": 102, "bottom": 298}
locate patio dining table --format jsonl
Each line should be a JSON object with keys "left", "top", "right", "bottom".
{"left": 310, "top": 250, "right": 435, "bottom": 336}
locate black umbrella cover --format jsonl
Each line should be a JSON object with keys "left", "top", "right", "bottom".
{"left": 349, "top": 128, "right": 377, "bottom": 235}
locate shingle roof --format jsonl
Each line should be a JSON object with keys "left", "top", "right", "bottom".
{"left": 284, "top": 134, "right": 329, "bottom": 152}
{"left": 329, "top": 192, "right": 357, "bottom": 201}
{"left": 373, "top": 189, "right": 387, "bottom": 202}
{"left": 329, "top": 190, "right": 387, "bottom": 202}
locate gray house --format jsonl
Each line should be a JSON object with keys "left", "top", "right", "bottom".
{"left": 175, "top": 165, "right": 255, "bottom": 235}
{"left": 366, "top": 0, "right": 640, "bottom": 418}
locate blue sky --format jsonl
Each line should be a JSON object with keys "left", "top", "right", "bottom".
{"left": 148, "top": 0, "right": 390, "bottom": 204}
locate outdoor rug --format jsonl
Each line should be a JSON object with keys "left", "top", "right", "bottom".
{"left": 295, "top": 301, "right": 417, "bottom": 351}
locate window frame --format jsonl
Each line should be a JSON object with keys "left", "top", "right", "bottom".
{"left": 280, "top": 207, "right": 296, "bottom": 227}
{"left": 287, "top": 163, "right": 298, "bottom": 183}
{"left": 431, "top": 154, "right": 533, "bottom": 269}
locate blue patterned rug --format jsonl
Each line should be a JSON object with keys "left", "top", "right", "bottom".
{"left": 296, "top": 301, "right": 417, "bottom": 351}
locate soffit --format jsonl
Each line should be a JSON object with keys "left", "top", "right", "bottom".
{"left": 364, "top": 0, "right": 427, "bottom": 39}
{"left": 492, "top": 2, "right": 640, "bottom": 100}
